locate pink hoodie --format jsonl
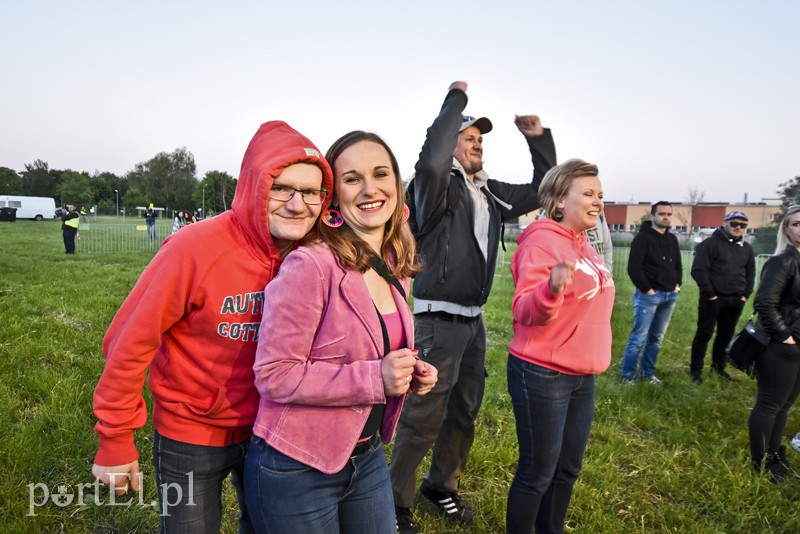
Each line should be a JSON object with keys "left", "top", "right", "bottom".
{"left": 509, "top": 218, "right": 615, "bottom": 375}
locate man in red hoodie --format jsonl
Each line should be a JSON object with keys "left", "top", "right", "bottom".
{"left": 91, "top": 122, "right": 333, "bottom": 533}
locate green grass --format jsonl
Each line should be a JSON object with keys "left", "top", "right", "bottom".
{"left": 1, "top": 221, "right": 798, "bottom": 533}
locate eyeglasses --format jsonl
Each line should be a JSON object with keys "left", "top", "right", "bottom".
{"left": 728, "top": 221, "right": 748, "bottom": 229}
{"left": 269, "top": 185, "right": 328, "bottom": 205}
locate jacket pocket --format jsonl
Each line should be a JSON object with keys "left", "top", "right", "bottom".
{"left": 179, "top": 387, "right": 228, "bottom": 418}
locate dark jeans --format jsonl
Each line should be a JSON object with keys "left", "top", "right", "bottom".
{"left": 63, "top": 228, "right": 77, "bottom": 254}
{"left": 244, "top": 435, "right": 394, "bottom": 534}
{"left": 749, "top": 342, "right": 800, "bottom": 466}
{"left": 690, "top": 295, "right": 745, "bottom": 374}
{"left": 506, "top": 355, "right": 595, "bottom": 534}
{"left": 390, "top": 312, "right": 486, "bottom": 507}
{"left": 153, "top": 431, "right": 252, "bottom": 534}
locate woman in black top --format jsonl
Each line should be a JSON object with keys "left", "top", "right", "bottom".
{"left": 750, "top": 205, "right": 800, "bottom": 482}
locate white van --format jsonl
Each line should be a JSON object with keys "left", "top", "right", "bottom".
{"left": 0, "top": 195, "right": 57, "bottom": 220}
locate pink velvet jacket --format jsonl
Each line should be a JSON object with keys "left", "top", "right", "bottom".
{"left": 252, "top": 241, "right": 413, "bottom": 474}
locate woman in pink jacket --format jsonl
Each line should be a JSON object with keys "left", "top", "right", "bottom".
{"left": 245, "top": 131, "right": 437, "bottom": 534}
{"left": 506, "top": 159, "right": 615, "bottom": 534}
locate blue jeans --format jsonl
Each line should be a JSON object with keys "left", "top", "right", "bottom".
{"left": 245, "top": 435, "right": 395, "bottom": 534}
{"left": 620, "top": 289, "right": 678, "bottom": 378}
{"left": 147, "top": 221, "right": 157, "bottom": 240}
{"left": 153, "top": 431, "right": 253, "bottom": 534}
{"left": 506, "top": 356, "right": 596, "bottom": 534}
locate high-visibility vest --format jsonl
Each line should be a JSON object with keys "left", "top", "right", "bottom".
{"left": 64, "top": 215, "right": 79, "bottom": 229}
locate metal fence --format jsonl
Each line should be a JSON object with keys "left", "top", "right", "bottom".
{"left": 498, "top": 245, "right": 772, "bottom": 288}
{"left": 74, "top": 223, "right": 173, "bottom": 254}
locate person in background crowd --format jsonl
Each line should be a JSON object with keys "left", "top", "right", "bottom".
{"left": 391, "top": 81, "right": 556, "bottom": 532}
{"left": 144, "top": 203, "right": 157, "bottom": 248}
{"left": 584, "top": 211, "right": 613, "bottom": 270}
{"left": 245, "top": 131, "right": 437, "bottom": 534}
{"left": 172, "top": 210, "right": 184, "bottom": 234}
{"left": 61, "top": 203, "right": 80, "bottom": 254}
{"left": 749, "top": 205, "right": 800, "bottom": 483}
{"left": 506, "top": 159, "right": 614, "bottom": 534}
{"left": 620, "top": 201, "right": 682, "bottom": 385}
{"left": 91, "top": 121, "right": 333, "bottom": 533}
{"left": 689, "top": 210, "right": 755, "bottom": 383}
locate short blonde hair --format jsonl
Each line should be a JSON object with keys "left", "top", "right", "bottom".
{"left": 538, "top": 158, "right": 599, "bottom": 218}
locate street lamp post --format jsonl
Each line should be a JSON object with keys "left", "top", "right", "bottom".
{"left": 114, "top": 189, "right": 119, "bottom": 218}
{"left": 202, "top": 186, "right": 205, "bottom": 219}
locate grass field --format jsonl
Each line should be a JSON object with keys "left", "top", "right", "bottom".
{"left": 1, "top": 220, "right": 799, "bottom": 533}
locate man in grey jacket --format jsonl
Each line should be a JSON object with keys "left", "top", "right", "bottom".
{"left": 391, "top": 81, "right": 556, "bottom": 532}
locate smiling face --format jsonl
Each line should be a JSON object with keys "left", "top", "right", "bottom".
{"left": 557, "top": 175, "right": 604, "bottom": 234}
{"left": 453, "top": 125, "right": 484, "bottom": 178}
{"left": 267, "top": 163, "right": 324, "bottom": 250}
{"left": 332, "top": 140, "right": 398, "bottom": 248}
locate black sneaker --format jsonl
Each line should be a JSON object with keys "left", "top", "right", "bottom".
{"left": 691, "top": 372, "right": 703, "bottom": 384}
{"left": 420, "top": 485, "right": 474, "bottom": 523}
{"left": 395, "top": 506, "right": 418, "bottom": 534}
{"left": 765, "top": 447, "right": 789, "bottom": 484}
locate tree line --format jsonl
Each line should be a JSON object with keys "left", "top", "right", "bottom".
{"left": 0, "top": 147, "right": 238, "bottom": 217}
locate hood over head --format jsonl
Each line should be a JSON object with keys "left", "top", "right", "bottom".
{"left": 232, "top": 121, "right": 334, "bottom": 257}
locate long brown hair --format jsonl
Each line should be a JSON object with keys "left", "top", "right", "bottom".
{"left": 306, "top": 131, "right": 418, "bottom": 278}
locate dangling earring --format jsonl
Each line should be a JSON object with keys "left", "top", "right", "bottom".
{"left": 323, "top": 208, "right": 344, "bottom": 228}
{"left": 552, "top": 208, "right": 564, "bottom": 222}
{"left": 402, "top": 204, "right": 410, "bottom": 223}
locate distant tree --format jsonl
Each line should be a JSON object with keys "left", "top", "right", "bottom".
{"left": 20, "top": 159, "right": 57, "bottom": 197}
{"left": 751, "top": 224, "right": 779, "bottom": 256}
{"left": 89, "top": 171, "right": 123, "bottom": 206}
{"left": 674, "top": 186, "right": 705, "bottom": 246}
{"left": 59, "top": 170, "right": 93, "bottom": 207}
{"left": 777, "top": 175, "right": 800, "bottom": 208}
{"left": 132, "top": 147, "right": 197, "bottom": 209}
{"left": 195, "top": 170, "right": 237, "bottom": 215}
{"left": 122, "top": 187, "right": 147, "bottom": 216}
{"left": 0, "top": 167, "right": 22, "bottom": 194}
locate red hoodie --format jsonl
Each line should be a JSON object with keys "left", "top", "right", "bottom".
{"left": 92, "top": 122, "right": 333, "bottom": 466}
{"left": 509, "top": 218, "right": 615, "bottom": 375}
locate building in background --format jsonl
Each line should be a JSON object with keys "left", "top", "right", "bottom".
{"left": 518, "top": 200, "right": 782, "bottom": 238}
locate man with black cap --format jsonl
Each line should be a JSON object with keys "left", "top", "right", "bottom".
{"left": 689, "top": 210, "right": 755, "bottom": 382}
{"left": 391, "top": 81, "right": 556, "bottom": 531}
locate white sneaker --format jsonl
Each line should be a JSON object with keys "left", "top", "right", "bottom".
{"left": 646, "top": 375, "right": 663, "bottom": 385}
{"left": 791, "top": 432, "right": 800, "bottom": 454}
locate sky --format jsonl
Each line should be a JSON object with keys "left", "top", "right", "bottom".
{"left": 1, "top": 0, "right": 797, "bottom": 204}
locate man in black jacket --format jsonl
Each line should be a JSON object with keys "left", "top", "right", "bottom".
{"left": 620, "top": 201, "right": 683, "bottom": 384}
{"left": 689, "top": 211, "right": 755, "bottom": 382}
{"left": 61, "top": 203, "right": 80, "bottom": 254}
{"left": 390, "top": 81, "right": 556, "bottom": 531}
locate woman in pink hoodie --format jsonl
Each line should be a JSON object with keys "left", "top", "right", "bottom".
{"left": 245, "top": 131, "right": 437, "bottom": 534}
{"left": 506, "top": 159, "right": 615, "bottom": 534}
